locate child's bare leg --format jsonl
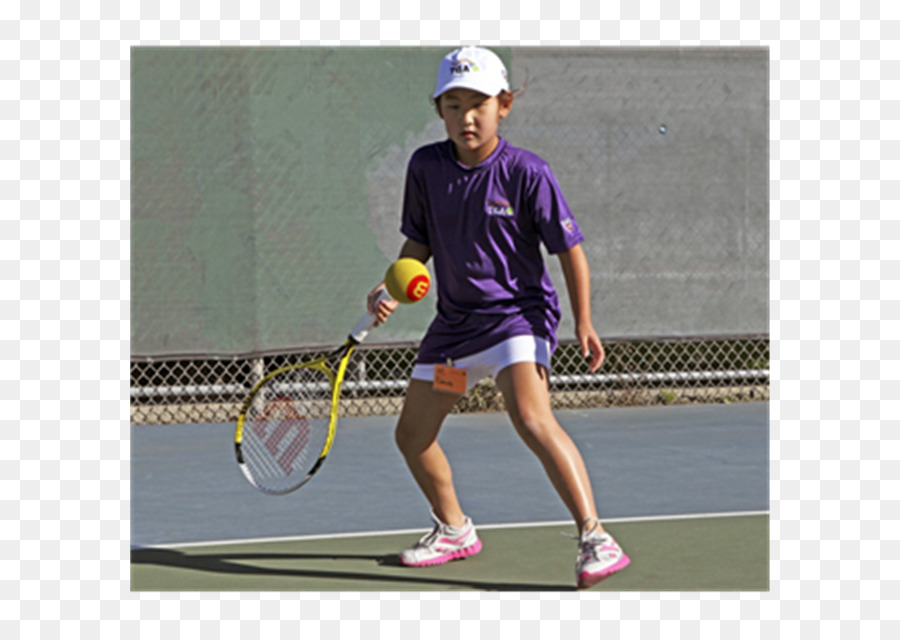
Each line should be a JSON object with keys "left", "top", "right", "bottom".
{"left": 496, "top": 362, "right": 604, "bottom": 533}
{"left": 395, "top": 379, "right": 466, "bottom": 527}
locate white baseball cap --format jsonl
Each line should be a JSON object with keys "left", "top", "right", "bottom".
{"left": 432, "top": 46, "right": 510, "bottom": 99}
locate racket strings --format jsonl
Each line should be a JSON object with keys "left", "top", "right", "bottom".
{"left": 240, "top": 366, "right": 333, "bottom": 492}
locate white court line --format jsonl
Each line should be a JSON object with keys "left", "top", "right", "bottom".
{"left": 136, "top": 510, "right": 769, "bottom": 551}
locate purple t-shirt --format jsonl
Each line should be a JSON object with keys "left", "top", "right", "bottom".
{"left": 401, "top": 137, "right": 585, "bottom": 364}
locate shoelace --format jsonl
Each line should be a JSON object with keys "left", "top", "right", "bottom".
{"left": 579, "top": 536, "right": 610, "bottom": 561}
{"left": 561, "top": 522, "right": 611, "bottom": 560}
{"left": 414, "top": 525, "right": 443, "bottom": 549}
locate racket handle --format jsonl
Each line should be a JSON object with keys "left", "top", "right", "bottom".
{"left": 349, "top": 288, "right": 393, "bottom": 344}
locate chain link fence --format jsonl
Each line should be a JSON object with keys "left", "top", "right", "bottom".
{"left": 131, "top": 335, "right": 768, "bottom": 425}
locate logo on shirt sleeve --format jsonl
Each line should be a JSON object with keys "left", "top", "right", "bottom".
{"left": 561, "top": 218, "right": 576, "bottom": 234}
{"left": 486, "top": 199, "right": 515, "bottom": 217}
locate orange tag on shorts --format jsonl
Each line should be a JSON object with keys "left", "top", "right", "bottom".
{"left": 434, "top": 364, "right": 467, "bottom": 395}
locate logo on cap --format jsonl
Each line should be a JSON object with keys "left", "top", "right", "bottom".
{"left": 450, "top": 58, "right": 479, "bottom": 75}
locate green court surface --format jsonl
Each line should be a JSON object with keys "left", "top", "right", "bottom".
{"left": 131, "top": 512, "right": 768, "bottom": 592}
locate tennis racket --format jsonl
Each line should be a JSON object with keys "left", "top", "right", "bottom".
{"left": 234, "top": 289, "right": 391, "bottom": 495}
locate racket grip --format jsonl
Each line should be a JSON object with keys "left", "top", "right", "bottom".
{"left": 349, "top": 288, "right": 393, "bottom": 344}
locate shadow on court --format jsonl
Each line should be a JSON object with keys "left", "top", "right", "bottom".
{"left": 131, "top": 513, "right": 768, "bottom": 592}
{"left": 131, "top": 548, "right": 569, "bottom": 592}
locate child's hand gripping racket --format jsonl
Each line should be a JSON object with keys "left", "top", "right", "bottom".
{"left": 234, "top": 289, "right": 392, "bottom": 495}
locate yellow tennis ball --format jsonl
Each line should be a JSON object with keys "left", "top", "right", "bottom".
{"left": 384, "top": 258, "right": 431, "bottom": 304}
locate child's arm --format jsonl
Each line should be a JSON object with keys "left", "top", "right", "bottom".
{"left": 558, "top": 244, "right": 605, "bottom": 373}
{"left": 368, "top": 239, "right": 432, "bottom": 324}
{"left": 399, "top": 238, "right": 432, "bottom": 264}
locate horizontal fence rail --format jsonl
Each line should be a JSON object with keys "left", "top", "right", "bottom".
{"left": 131, "top": 335, "right": 769, "bottom": 426}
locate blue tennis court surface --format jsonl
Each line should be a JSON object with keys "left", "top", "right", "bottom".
{"left": 132, "top": 403, "right": 768, "bottom": 548}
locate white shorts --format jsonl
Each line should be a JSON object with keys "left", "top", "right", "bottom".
{"left": 411, "top": 335, "right": 552, "bottom": 393}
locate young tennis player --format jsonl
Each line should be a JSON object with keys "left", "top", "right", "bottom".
{"left": 368, "top": 46, "right": 629, "bottom": 589}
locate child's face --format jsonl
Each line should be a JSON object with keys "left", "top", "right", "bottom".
{"left": 436, "top": 88, "right": 513, "bottom": 167}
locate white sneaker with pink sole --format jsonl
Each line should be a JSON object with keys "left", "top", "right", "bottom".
{"left": 575, "top": 522, "right": 630, "bottom": 589}
{"left": 398, "top": 511, "right": 482, "bottom": 567}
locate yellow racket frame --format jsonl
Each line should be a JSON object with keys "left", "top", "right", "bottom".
{"left": 234, "top": 340, "right": 357, "bottom": 494}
